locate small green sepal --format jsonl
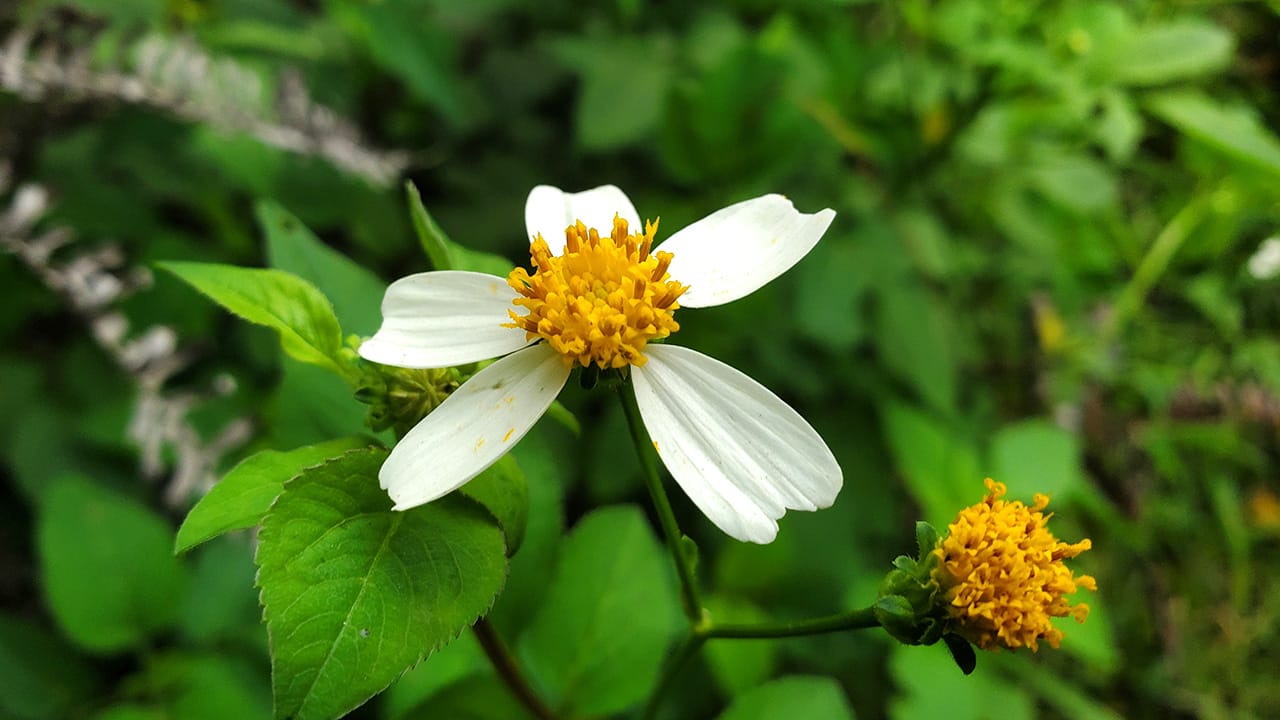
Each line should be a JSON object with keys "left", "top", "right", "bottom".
{"left": 943, "top": 633, "right": 977, "bottom": 675}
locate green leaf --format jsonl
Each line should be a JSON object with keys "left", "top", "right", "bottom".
{"left": 0, "top": 614, "right": 98, "bottom": 720}
{"left": 159, "top": 261, "right": 350, "bottom": 377}
{"left": 1146, "top": 91, "right": 1280, "bottom": 178}
{"left": 138, "top": 653, "right": 272, "bottom": 720}
{"left": 889, "top": 644, "right": 1034, "bottom": 720}
{"left": 881, "top": 400, "right": 980, "bottom": 527}
{"left": 715, "top": 676, "right": 854, "bottom": 720}
{"left": 382, "top": 633, "right": 487, "bottom": 720}
{"left": 553, "top": 36, "right": 672, "bottom": 150}
{"left": 176, "top": 437, "right": 372, "bottom": 553}
{"left": 794, "top": 240, "right": 870, "bottom": 351}
{"left": 270, "top": 359, "right": 378, "bottom": 448}
{"left": 397, "top": 673, "right": 534, "bottom": 720}
{"left": 518, "top": 505, "right": 681, "bottom": 717}
{"left": 406, "top": 182, "right": 514, "bottom": 276}
{"left": 874, "top": 281, "right": 957, "bottom": 413}
{"left": 457, "top": 454, "right": 529, "bottom": 556}
{"left": 486, "top": 430, "right": 566, "bottom": 634}
{"left": 38, "top": 477, "right": 188, "bottom": 653}
{"left": 259, "top": 201, "right": 387, "bottom": 337}
{"left": 405, "top": 181, "right": 454, "bottom": 272}
{"left": 989, "top": 420, "right": 1086, "bottom": 500}
{"left": 179, "top": 537, "right": 263, "bottom": 647}
{"left": 91, "top": 706, "right": 165, "bottom": 720}
{"left": 1110, "top": 20, "right": 1233, "bottom": 86}
{"left": 1027, "top": 155, "right": 1118, "bottom": 213}
{"left": 256, "top": 448, "right": 508, "bottom": 720}
{"left": 333, "top": 2, "right": 465, "bottom": 124}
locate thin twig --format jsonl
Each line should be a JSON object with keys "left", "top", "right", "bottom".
{"left": 472, "top": 618, "right": 556, "bottom": 720}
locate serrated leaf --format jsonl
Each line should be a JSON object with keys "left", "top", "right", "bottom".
{"left": 1111, "top": 20, "right": 1233, "bottom": 86}
{"left": 176, "top": 437, "right": 373, "bottom": 554}
{"left": 158, "top": 261, "right": 350, "bottom": 378}
{"left": 457, "top": 454, "right": 529, "bottom": 556}
{"left": 715, "top": 676, "right": 854, "bottom": 720}
{"left": 259, "top": 201, "right": 386, "bottom": 337}
{"left": 1146, "top": 91, "right": 1280, "bottom": 178}
{"left": 256, "top": 448, "right": 507, "bottom": 720}
{"left": 38, "top": 477, "right": 188, "bottom": 653}
{"left": 517, "top": 505, "right": 681, "bottom": 717}
{"left": 405, "top": 182, "right": 513, "bottom": 276}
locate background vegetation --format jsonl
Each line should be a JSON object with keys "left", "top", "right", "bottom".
{"left": 3, "top": 0, "right": 1279, "bottom": 718}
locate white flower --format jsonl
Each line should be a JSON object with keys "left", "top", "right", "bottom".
{"left": 360, "top": 185, "right": 842, "bottom": 543}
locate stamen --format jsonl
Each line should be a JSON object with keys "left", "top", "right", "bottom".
{"left": 505, "top": 213, "right": 682, "bottom": 369}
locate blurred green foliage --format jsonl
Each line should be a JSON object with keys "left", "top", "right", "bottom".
{"left": 2, "top": 0, "right": 1279, "bottom": 718}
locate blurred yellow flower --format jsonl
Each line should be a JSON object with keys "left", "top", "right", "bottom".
{"left": 933, "top": 478, "right": 1097, "bottom": 651}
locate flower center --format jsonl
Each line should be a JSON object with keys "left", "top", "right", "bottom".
{"left": 506, "top": 215, "right": 686, "bottom": 369}
{"left": 932, "top": 479, "right": 1096, "bottom": 652}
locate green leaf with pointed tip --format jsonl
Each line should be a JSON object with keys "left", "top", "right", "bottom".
{"left": 175, "top": 437, "right": 373, "bottom": 554}
{"left": 406, "top": 182, "right": 513, "bottom": 276}
{"left": 1146, "top": 91, "right": 1280, "bottom": 178}
{"left": 715, "top": 676, "right": 854, "bottom": 720}
{"left": 517, "top": 505, "right": 681, "bottom": 717}
{"left": 159, "top": 261, "right": 350, "bottom": 378}
{"left": 256, "top": 448, "right": 507, "bottom": 720}
{"left": 258, "top": 201, "right": 386, "bottom": 337}
{"left": 458, "top": 454, "right": 528, "bottom": 556}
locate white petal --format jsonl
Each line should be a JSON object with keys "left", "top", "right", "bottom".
{"left": 525, "top": 185, "right": 642, "bottom": 255}
{"left": 631, "top": 344, "right": 842, "bottom": 543}
{"left": 359, "top": 271, "right": 531, "bottom": 369}
{"left": 658, "top": 195, "right": 835, "bottom": 308}
{"left": 380, "top": 344, "right": 570, "bottom": 510}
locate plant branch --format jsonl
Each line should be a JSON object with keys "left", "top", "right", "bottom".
{"left": 700, "top": 607, "right": 879, "bottom": 639}
{"left": 472, "top": 618, "right": 556, "bottom": 720}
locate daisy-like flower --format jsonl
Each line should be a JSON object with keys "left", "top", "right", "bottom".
{"left": 932, "top": 478, "right": 1097, "bottom": 651}
{"left": 359, "top": 185, "right": 842, "bottom": 543}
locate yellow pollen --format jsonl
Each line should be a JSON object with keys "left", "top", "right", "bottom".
{"left": 932, "top": 478, "right": 1096, "bottom": 652}
{"left": 506, "top": 215, "right": 687, "bottom": 369}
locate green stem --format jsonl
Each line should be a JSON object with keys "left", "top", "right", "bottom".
{"left": 618, "top": 380, "right": 706, "bottom": 623}
{"left": 701, "top": 607, "right": 879, "bottom": 639}
{"left": 472, "top": 618, "right": 556, "bottom": 720}
{"left": 1104, "top": 191, "right": 1213, "bottom": 342}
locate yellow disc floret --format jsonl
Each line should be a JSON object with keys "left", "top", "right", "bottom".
{"left": 932, "top": 478, "right": 1097, "bottom": 651}
{"left": 507, "top": 215, "right": 686, "bottom": 369}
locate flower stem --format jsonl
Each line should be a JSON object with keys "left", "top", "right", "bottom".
{"left": 643, "top": 608, "right": 881, "bottom": 717}
{"left": 472, "top": 617, "right": 556, "bottom": 720}
{"left": 701, "top": 607, "right": 879, "bottom": 639}
{"left": 618, "top": 380, "right": 706, "bottom": 623}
